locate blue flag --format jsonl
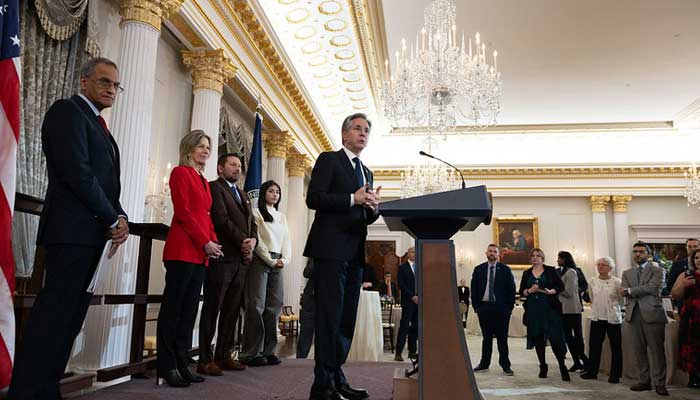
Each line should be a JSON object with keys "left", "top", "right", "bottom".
{"left": 244, "top": 111, "right": 263, "bottom": 207}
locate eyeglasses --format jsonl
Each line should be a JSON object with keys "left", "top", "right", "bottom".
{"left": 94, "top": 78, "right": 125, "bottom": 93}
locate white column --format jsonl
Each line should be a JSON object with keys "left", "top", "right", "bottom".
{"left": 589, "top": 196, "right": 611, "bottom": 267}
{"left": 70, "top": 0, "right": 183, "bottom": 371}
{"left": 285, "top": 154, "right": 311, "bottom": 311}
{"left": 612, "top": 196, "right": 632, "bottom": 275}
{"left": 182, "top": 49, "right": 237, "bottom": 180}
{"left": 263, "top": 130, "right": 293, "bottom": 185}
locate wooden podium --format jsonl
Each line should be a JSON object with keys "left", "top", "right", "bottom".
{"left": 380, "top": 186, "right": 492, "bottom": 400}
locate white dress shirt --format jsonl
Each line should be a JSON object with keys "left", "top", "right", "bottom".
{"left": 588, "top": 276, "right": 623, "bottom": 324}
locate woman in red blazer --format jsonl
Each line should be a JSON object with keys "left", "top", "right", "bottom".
{"left": 157, "top": 130, "right": 223, "bottom": 387}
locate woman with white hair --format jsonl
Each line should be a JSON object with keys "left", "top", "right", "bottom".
{"left": 581, "top": 256, "right": 623, "bottom": 383}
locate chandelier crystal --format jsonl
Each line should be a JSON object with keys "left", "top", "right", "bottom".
{"left": 684, "top": 162, "right": 700, "bottom": 209}
{"left": 382, "top": 0, "right": 503, "bottom": 135}
{"left": 400, "top": 137, "right": 461, "bottom": 198}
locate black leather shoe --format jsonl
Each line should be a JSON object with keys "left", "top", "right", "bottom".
{"left": 502, "top": 367, "right": 514, "bottom": 376}
{"left": 568, "top": 363, "right": 585, "bottom": 372}
{"left": 655, "top": 386, "right": 669, "bottom": 396}
{"left": 309, "top": 387, "right": 349, "bottom": 400}
{"left": 408, "top": 352, "right": 418, "bottom": 359}
{"left": 394, "top": 354, "right": 404, "bottom": 362}
{"left": 473, "top": 364, "right": 489, "bottom": 372}
{"left": 243, "top": 356, "right": 268, "bottom": 367}
{"left": 156, "top": 369, "right": 190, "bottom": 387}
{"left": 630, "top": 383, "right": 652, "bottom": 391}
{"left": 538, "top": 364, "right": 548, "bottom": 378}
{"left": 178, "top": 367, "right": 205, "bottom": 383}
{"left": 266, "top": 354, "right": 282, "bottom": 365}
{"left": 559, "top": 365, "right": 571, "bottom": 381}
{"left": 337, "top": 383, "right": 368, "bottom": 400}
{"left": 581, "top": 372, "right": 597, "bottom": 380}
{"left": 608, "top": 377, "right": 620, "bottom": 384}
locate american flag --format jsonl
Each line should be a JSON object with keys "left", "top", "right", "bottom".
{"left": 0, "top": 0, "right": 20, "bottom": 390}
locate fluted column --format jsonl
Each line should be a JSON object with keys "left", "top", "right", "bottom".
{"left": 263, "top": 130, "right": 293, "bottom": 211}
{"left": 71, "top": 0, "right": 184, "bottom": 371}
{"left": 182, "top": 49, "right": 237, "bottom": 179}
{"left": 612, "top": 195, "right": 633, "bottom": 275}
{"left": 590, "top": 196, "right": 611, "bottom": 266}
{"left": 285, "top": 154, "right": 311, "bottom": 311}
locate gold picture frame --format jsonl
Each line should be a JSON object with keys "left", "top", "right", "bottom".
{"left": 493, "top": 217, "right": 539, "bottom": 270}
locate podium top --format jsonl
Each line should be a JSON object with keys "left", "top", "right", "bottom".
{"left": 379, "top": 186, "right": 492, "bottom": 240}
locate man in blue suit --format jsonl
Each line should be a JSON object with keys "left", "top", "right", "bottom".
{"left": 470, "top": 244, "right": 516, "bottom": 375}
{"left": 395, "top": 246, "right": 418, "bottom": 361}
{"left": 10, "top": 57, "right": 129, "bottom": 400}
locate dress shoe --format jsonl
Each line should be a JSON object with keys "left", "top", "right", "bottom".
{"left": 156, "top": 369, "right": 190, "bottom": 387}
{"left": 568, "top": 363, "right": 585, "bottom": 372}
{"left": 243, "top": 356, "right": 268, "bottom": 367}
{"left": 473, "top": 364, "right": 489, "bottom": 372}
{"left": 559, "top": 365, "right": 571, "bottom": 381}
{"left": 309, "top": 387, "right": 349, "bottom": 400}
{"left": 538, "top": 364, "right": 548, "bottom": 378}
{"left": 336, "top": 383, "right": 369, "bottom": 400}
{"left": 178, "top": 367, "right": 205, "bottom": 383}
{"left": 630, "top": 383, "right": 652, "bottom": 391}
{"left": 216, "top": 358, "right": 247, "bottom": 371}
{"left": 197, "top": 361, "right": 223, "bottom": 376}
{"left": 688, "top": 374, "right": 700, "bottom": 388}
{"left": 408, "top": 352, "right": 418, "bottom": 359}
{"left": 655, "top": 386, "right": 669, "bottom": 396}
{"left": 502, "top": 367, "right": 514, "bottom": 376}
{"left": 394, "top": 354, "right": 404, "bottom": 362}
{"left": 608, "top": 377, "right": 620, "bottom": 384}
{"left": 580, "top": 372, "right": 597, "bottom": 380}
{"left": 266, "top": 354, "right": 282, "bottom": 365}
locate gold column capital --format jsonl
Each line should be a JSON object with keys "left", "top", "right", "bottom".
{"left": 589, "top": 195, "right": 611, "bottom": 212}
{"left": 182, "top": 49, "right": 237, "bottom": 94}
{"left": 287, "top": 153, "right": 311, "bottom": 177}
{"left": 611, "top": 195, "right": 633, "bottom": 213}
{"left": 119, "top": 0, "right": 184, "bottom": 31}
{"left": 263, "top": 130, "right": 294, "bottom": 160}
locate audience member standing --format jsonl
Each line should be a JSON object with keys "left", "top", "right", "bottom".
{"left": 198, "top": 153, "right": 256, "bottom": 375}
{"left": 395, "top": 247, "right": 418, "bottom": 362}
{"left": 457, "top": 278, "right": 470, "bottom": 327}
{"left": 519, "top": 248, "right": 570, "bottom": 381}
{"left": 157, "top": 130, "right": 222, "bottom": 387}
{"left": 240, "top": 180, "right": 290, "bottom": 366}
{"left": 665, "top": 238, "right": 699, "bottom": 300}
{"left": 10, "top": 57, "right": 129, "bottom": 400}
{"left": 670, "top": 248, "right": 700, "bottom": 389}
{"left": 582, "top": 257, "right": 623, "bottom": 383}
{"left": 621, "top": 242, "right": 668, "bottom": 396}
{"left": 297, "top": 259, "right": 316, "bottom": 359}
{"left": 471, "top": 244, "right": 516, "bottom": 375}
{"left": 557, "top": 251, "right": 589, "bottom": 372}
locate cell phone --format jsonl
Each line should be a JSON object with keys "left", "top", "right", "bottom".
{"left": 685, "top": 269, "right": 694, "bottom": 277}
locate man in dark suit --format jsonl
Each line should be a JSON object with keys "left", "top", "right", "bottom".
{"left": 304, "top": 113, "right": 381, "bottom": 400}
{"left": 457, "top": 278, "right": 470, "bottom": 327}
{"left": 665, "top": 238, "right": 699, "bottom": 301}
{"left": 198, "top": 153, "right": 257, "bottom": 374}
{"left": 470, "top": 244, "right": 516, "bottom": 375}
{"left": 395, "top": 246, "right": 418, "bottom": 362}
{"left": 9, "top": 58, "right": 129, "bottom": 400}
{"left": 297, "top": 259, "right": 315, "bottom": 359}
{"left": 378, "top": 271, "right": 398, "bottom": 301}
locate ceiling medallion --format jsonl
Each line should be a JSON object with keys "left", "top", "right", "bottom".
{"left": 339, "top": 62, "right": 358, "bottom": 72}
{"left": 324, "top": 18, "right": 347, "bottom": 32}
{"left": 286, "top": 8, "right": 310, "bottom": 24}
{"left": 343, "top": 74, "right": 361, "bottom": 83}
{"left": 277, "top": 0, "right": 300, "bottom": 4}
{"left": 314, "top": 68, "right": 333, "bottom": 78}
{"left": 353, "top": 104, "right": 368, "bottom": 110}
{"left": 330, "top": 35, "right": 351, "bottom": 47}
{"left": 346, "top": 85, "right": 363, "bottom": 92}
{"left": 322, "top": 89, "right": 340, "bottom": 98}
{"left": 294, "top": 25, "right": 316, "bottom": 40}
{"left": 334, "top": 49, "right": 354, "bottom": 60}
{"left": 301, "top": 41, "right": 322, "bottom": 54}
{"left": 318, "top": 0, "right": 342, "bottom": 15}
{"left": 319, "top": 80, "right": 335, "bottom": 89}
{"left": 350, "top": 95, "right": 367, "bottom": 102}
{"left": 308, "top": 55, "right": 328, "bottom": 66}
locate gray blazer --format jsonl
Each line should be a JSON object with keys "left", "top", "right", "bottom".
{"left": 558, "top": 268, "right": 583, "bottom": 314}
{"left": 621, "top": 262, "right": 667, "bottom": 324}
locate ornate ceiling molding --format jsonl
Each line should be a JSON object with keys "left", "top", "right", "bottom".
{"left": 348, "top": 0, "right": 384, "bottom": 117}
{"left": 168, "top": 12, "right": 206, "bottom": 47}
{"left": 388, "top": 121, "right": 675, "bottom": 136}
{"left": 182, "top": 49, "right": 237, "bottom": 94}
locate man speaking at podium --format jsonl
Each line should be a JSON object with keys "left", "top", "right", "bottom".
{"left": 304, "top": 113, "right": 381, "bottom": 400}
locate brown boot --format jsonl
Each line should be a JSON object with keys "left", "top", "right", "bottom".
{"left": 197, "top": 361, "right": 223, "bottom": 376}
{"left": 216, "top": 358, "right": 246, "bottom": 371}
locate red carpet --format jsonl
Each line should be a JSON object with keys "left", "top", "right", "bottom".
{"left": 75, "top": 359, "right": 399, "bottom": 400}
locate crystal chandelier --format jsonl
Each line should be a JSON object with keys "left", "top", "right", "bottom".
{"left": 400, "top": 137, "right": 461, "bottom": 198}
{"left": 684, "top": 162, "right": 700, "bottom": 209}
{"left": 382, "top": 0, "right": 503, "bottom": 136}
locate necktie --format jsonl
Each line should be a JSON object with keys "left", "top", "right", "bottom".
{"left": 231, "top": 185, "right": 242, "bottom": 204}
{"left": 637, "top": 265, "right": 643, "bottom": 282}
{"left": 488, "top": 265, "right": 496, "bottom": 302}
{"left": 353, "top": 157, "right": 364, "bottom": 188}
{"left": 97, "top": 115, "right": 110, "bottom": 136}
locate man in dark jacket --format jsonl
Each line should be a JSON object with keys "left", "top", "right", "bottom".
{"left": 395, "top": 247, "right": 418, "bottom": 361}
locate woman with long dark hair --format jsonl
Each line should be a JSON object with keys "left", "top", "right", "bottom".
{"left": 557, "top": 250, "right": 589, "bottom": 372}
{"left": 240, "top": 180, "right": 291, "bottom": 366}
{"left": 157, "top": 130, "right": 223, "bottom": 387}
{"left": 519, "top": 248, "right": 570, "bottom": 381}
{"left": 671, "top": 248, "right": 700, "bottom": 389}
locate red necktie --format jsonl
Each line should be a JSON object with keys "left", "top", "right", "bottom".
{"left": 97, "top": 115, "right": 110, "bottom": 136}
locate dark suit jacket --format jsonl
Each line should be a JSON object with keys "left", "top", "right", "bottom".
{"left": 665, "top": 258, "right": 688, "bottom": 295}
{"left": 397, "top": 261, "right": 416, "bottom": 308}
{"left": 304, "top": 149, "right": 379, "bottom": 261}
{"left": 458, "top": 286, "right": 470, "bottom": 305}
{"left": 209, "top": 177, "right": 257, "bottom": 262}
{"left": 378, "top": 281, "right": 398, "bottom": 298}
{"left": 470, "top": 262, "right": 515, "bottom": 314}
{"left": 37, "top": 95, "right": 126, "bottom": 247}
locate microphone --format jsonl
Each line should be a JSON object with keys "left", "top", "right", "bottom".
{"left": 419, "top": 151, "right": 466, "bottom": 189}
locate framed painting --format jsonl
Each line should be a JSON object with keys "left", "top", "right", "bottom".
{"left": 493, "top": 217, "right": 539, "bottom": 269}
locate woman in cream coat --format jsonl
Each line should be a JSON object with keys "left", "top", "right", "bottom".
{"left": 240, "top": 180, "right": 291, "bottom": 366}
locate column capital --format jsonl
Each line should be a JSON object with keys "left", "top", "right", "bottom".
{"left": 589, "top": 195, "right": 611, "bottom": 212}
{"left": 611, "top": 195, "right": 633, "bottom": 213}
{"left": 263, "top": 130, "right": 294, "bottom": 160}
{"left": 182, "top": 49, "right": 237, "bottom": 95}
{"left": 119, "top": 0, "right": 184, "bottom": 31}
{"left": 287, "top": 153, "right": 311, "bottom": 177}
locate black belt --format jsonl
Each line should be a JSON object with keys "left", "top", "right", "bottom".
{"left": 269, "top": 251, "right": 282, "bottom": 259}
